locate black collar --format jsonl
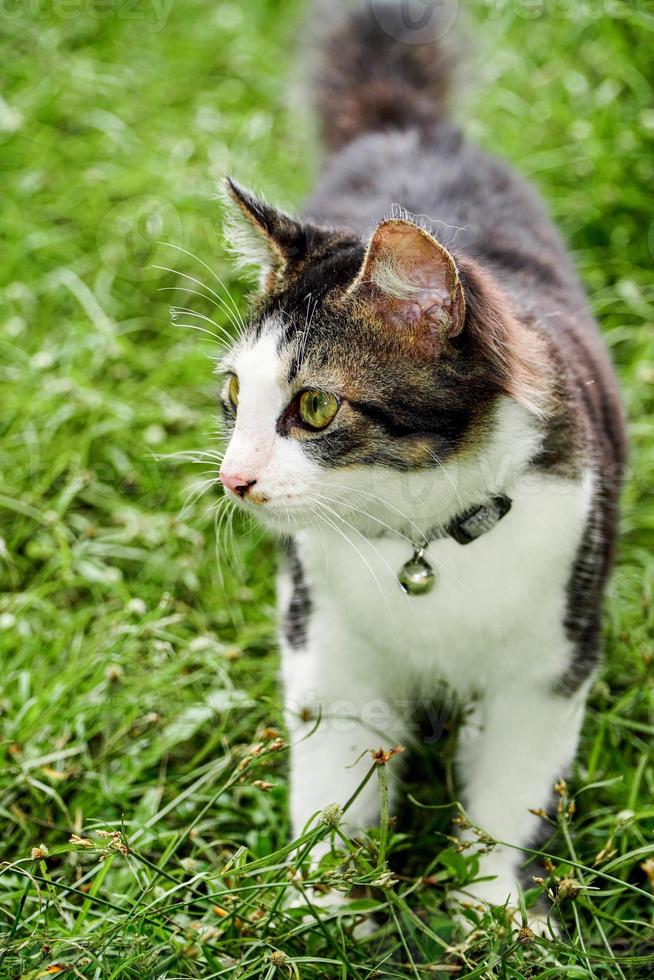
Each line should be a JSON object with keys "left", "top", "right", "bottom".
{"left": 437, "top": 494, "right": 513, "bottom": 546}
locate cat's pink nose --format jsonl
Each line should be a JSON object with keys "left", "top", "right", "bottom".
{"left": 220, "top": 470, "right": 258, "bottom": 498}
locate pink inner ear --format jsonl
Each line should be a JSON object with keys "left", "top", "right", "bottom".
{"left": 403, "top": 302, "right": 423, "bottom": 324}
{"left": 391, "top": 291, "right": 452, "bottom": 328}
{"left": 358, "top": 221, "right": 465, "bottom": 341}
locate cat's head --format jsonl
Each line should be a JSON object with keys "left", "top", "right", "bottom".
{"left": 217, "top": 178, "right": 547, "bottom": 537}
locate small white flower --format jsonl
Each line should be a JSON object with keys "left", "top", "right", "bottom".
{"left": 126, "top": 598, "right": 147, "bottom": 616}
{"left": 30, "top": 350, "right": 55, "bottom": 371}
{"left": 321, "top": 803, "right": 343, "bottom": 829}
{"left": 144, "top": 424, "right": 166, "bottom": 446}
{"left": 189, "top": 636, "right": 214, "bottom": 652}
{"left": 4, "top": 316, "right": 25, "bottom": 338}
{"left": 0, "top": 96, "right": 22, "bottom": 133}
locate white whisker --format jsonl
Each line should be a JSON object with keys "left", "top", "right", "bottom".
{"left": 315, "top": 498, "right": 401, "bottom": 584}
{"left": 170, "top": 307, "right": 236, "bottom": 345}
{"left": 426, "top": 449, "right": 464, "bottom": 511}
{"left": 312, "top": 481, "right": 468, "bottom": 589}
{"left": 310, "top": 499, "right": 390, "bottom": 619}
{"left": 172, "top": 320, "right": 228, "bottom": 346}
{"left": 152, "top": 264, "right": 222, "bottom": 304}
{"left": 153, "top": 264, "right": 243, "bottom": 337}
{"left": 180, "top": 475, "right": 221, "bottom": 518}
{"left": 157, "top": 241, "right": 247, "bottom": 335}
{"left": 311, "top": 489, "right": 419, "bottom": 549}
{"left": 156, "top": 449, "right": 225, "bottom": 464}
{"left": 312, "top": 480, "right": 428, "bottom": 544}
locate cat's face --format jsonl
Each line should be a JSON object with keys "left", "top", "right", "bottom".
{"left": 217, "top": 180, "right": 545, "bottom": 536}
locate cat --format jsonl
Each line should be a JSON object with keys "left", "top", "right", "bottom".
{"left": 216, "top": 0, "right": 626, "bottom": 931}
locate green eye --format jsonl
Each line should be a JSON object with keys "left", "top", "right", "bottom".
{"left": 298, "top": 390, "right": 339, "bottom": 430}
{"left": 227, "top": 374, "right": 239, "bottom": 409}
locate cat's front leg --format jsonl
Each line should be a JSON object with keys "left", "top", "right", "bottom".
{"left": 453, "top": 678, "right": 590, "bottom": 930}
{"left": 280, "top": 632, "right": 406, "bottom": 933}
{"left": 281, "top": 638, "right": 405, "bottom": 853}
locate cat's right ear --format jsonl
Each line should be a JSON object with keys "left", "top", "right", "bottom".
{"left": 344, "top": 219, "right": 465, "bottom": 354}
{"left": 222, "top": 177, "right": 319, "bottom": 291}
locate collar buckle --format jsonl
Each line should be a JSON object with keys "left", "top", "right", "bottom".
{"left": 448, "top": 495, "right": 512, "bottom": 546}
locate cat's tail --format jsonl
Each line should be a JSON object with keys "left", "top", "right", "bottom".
{"left": 311, "top": 0, "right": 457, "bottom": 153}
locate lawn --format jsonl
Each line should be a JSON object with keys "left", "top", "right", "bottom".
{"left": 1, "top": 0, "right": 653, "bottom": 977}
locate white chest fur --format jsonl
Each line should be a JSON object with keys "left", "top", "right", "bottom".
{"left": 290, "top": 469, "right": 592, "bottom": 699}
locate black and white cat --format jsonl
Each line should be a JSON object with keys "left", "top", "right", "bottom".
{"left": 216, "top": 0, "right": 626, "bottom": 927}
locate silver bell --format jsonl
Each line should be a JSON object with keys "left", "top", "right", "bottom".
{"left": 398, "top": 548, "right": 436, "bottom": 595}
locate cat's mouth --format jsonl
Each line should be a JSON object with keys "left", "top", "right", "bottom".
{"left": 226, "top": 488, "right": 415, "bottom": 542}
{"left": 227, "top": 487, "right": 394, "bottom": 539}
{"left": 226, "top": 493, "right": 322, "bottom": 535}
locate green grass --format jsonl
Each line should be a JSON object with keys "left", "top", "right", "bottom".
{"left": 1, "top": 1, "right": 653, "bottom": 976}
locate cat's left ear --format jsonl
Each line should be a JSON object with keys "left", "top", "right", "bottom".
{"left": 346, "top": 219, "right": 465, "bottom": 348}
{"left": 223, "top": 177, "right": 326, "bottom": 291}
